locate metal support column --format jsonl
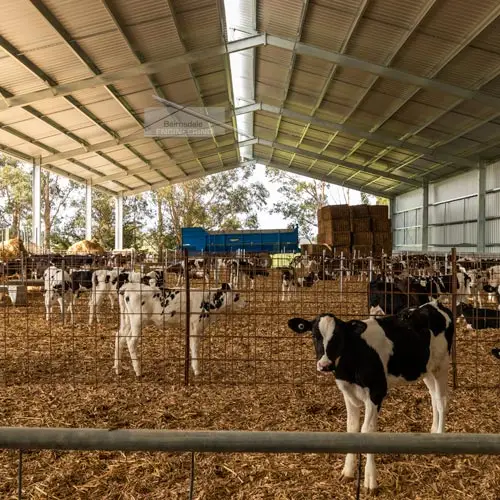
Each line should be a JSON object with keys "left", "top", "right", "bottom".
{"left": 85, "top": 182, "right": 92, "bottom": 241}
{"left": 422, "top": 179, "right": 429, "bottom": 252}
{"left": 389, "top": 199, "right": 396, "bottom": 252}
{"left": 477, "top": 162, "right": 486, "bottom": 253}
{"left": 114, "top": 193, "right": 123, "bottom": 251}
{"left": 32, "top": 158, "right": 41, "bottom": 248}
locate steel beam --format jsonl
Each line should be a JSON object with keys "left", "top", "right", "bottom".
{"left": 266, "top": 36, "right": 500, "bottom": 112}
{"left": 85, "top": 183, "right": 92, "bottom": 241}
{"left": 114, "top": 194, "right": 124, "bottom": 251}
{"left": 422, "top": 179, "right": 429, "bottom": 252}
{"left": 0, "top": 35, "right": 266, "bottom": 112}
{"left": 236, "top": 102, "right": 476, "bottom": 169}
{"left": 93, "top": 139, "right": 257, "bottom": 186}
{"left": 286, "top": 0, "right": 369, "bottom": 169}
{"left": 256, "top": 138, "right": 421, "bottom": 187}
{"left": 255, "top": 157, "right": 393, "bottom": 199}
{"left": 477, "top": 163, "right": 486, "bottom": 253}
{"left": 32, "top": 159, "right": 41, "bottom": 248}
{"left": 357, "top": 4, "right": 500, "bottom": 172}
{"left": 123, "top": 160, "right": 256, "bottom": 196}
{"left": 339, "top": 0, "right": 437, "bottom": 162}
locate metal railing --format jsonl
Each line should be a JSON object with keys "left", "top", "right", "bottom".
{"left": 6, "top": 427, "right": 500, "bottom": 499}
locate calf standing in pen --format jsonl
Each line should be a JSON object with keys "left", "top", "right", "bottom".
{"left": 281, "top": 268, "right": 317, "bottom": 301}
{"left": 288, "top": 301, "right": 454, "bottom": 491}
{"left": 88, "top": 269, "right": 120, "bottom": 325}
{"left": 43, "top": 265, "right": 74, "bottom": 323}
{"left": 115, "top": 282, "right": 245, "bottom": 377}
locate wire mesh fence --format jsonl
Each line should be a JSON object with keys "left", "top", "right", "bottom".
{"left": 0, "top": 248, "right": 499, "bottom": 389}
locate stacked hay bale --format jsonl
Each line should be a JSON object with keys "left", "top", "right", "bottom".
{"left": 350, "top": 205, "right": 372, "bottom": 257}
{"left": 317, "top": 204, "right": 392, "bottom": 257}
{"left": 317, "top": 205, "right": 351, "bottom": 256}
{"left": 370, "top": 205, "right": 392, "bottom": 257}
{"left": 67, "top": 239, "right": 106, "bottom": 255}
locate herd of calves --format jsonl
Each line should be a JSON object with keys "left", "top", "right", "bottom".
{"left": 36, "top": 254, "right": 500, "bottom": 491}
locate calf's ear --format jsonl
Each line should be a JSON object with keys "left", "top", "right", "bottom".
{"left": 288, "top": 317, "right": 312, "bottom": 334}
{"left": 220, "top": 282, "right": 231, "bottom": 291}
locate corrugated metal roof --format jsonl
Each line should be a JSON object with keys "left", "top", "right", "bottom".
{"left": 1, "top": 0, "right": 500, "bottom": 198}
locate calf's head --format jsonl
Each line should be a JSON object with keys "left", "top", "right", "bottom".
{"left": 288, "top": 314, "right": 351, "bottom": 372}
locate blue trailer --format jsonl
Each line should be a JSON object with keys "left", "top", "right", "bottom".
{"left": 181, "top": 227, "right": 299, "bottom": 254}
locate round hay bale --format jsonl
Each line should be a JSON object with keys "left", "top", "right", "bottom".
{"left": 0, "top": 237, "right": 26, "bottom": 261}
{"left": 67, "top": 239, "right": 106, "bottom": 255}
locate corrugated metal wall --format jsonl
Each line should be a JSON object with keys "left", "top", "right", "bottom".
{"left": 428, "top": 170, "right": 478, "bottom": 252}
{"left": 392, "top": 161, "right": 500, "bottom": 253}
{"left": 392, "top": 188, "right": 423, "bottom": 251}
{"left": 485, "top": 161, "right": 500, "bottom": 253}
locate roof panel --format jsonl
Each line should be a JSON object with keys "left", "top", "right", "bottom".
{"left": 347, "top": 18, "right": 406, "bottom": 65}
{"left": 258, "top": 0, "right": 306, "bottom": 38}
{"left": 301, "top": 1, "right": 360, "bottom": 52}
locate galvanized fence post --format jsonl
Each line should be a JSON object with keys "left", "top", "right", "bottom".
{"left": 451, "top": 247, "right": 458, "bottom": 389}
{"left": 184, "top": 248, "right": 190, "bottom": 386}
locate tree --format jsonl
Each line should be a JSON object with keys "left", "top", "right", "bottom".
{"left": 265, "top": 168, "right": 328, "bottom": 241}
{"left": 375, "top": 196, "right": 389, "bottom": 206}
{"left": 41, "top": 173, "right": 79, "bottom": 249}
{"left": 156, "top": 167, "right": 269, "bottom": 245}
{"left": 360, "top": 192, "right": 371, "bottom": 205}
{"left": 0, "top": 157, "right": 32, "bottom": 238}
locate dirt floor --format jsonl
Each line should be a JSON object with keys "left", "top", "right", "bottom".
{"left": 0, "top": 274, "right": 499, "bottom": 499}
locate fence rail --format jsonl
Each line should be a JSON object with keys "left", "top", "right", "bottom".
{"left": 1, "top": 427, "right": 500, "bottom": 455}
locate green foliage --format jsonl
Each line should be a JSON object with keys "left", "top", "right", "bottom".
{"left": 0, "top": 160, "right": 269, "bottom": 254}
{"left": 265, "top": 168, "right": 328, "bottom": 241}
{"left": 156, "top": 167, "right": 269, "bottom": 244}
{"left": 0, "top": 156, "right": 32, "bottom": 237}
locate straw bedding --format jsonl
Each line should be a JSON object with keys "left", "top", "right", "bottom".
{"left": 0, "top": 275, "right": 499, "bottom": 499}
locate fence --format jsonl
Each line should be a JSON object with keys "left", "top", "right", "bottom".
{"left": 0, "top": 247, "right": 499, "bottom": 389}
{"left": 1, "top": 249, "right": 500, "bottom": 497}
{"left": 4, "top": 427, "right": 500, "bottom": 499}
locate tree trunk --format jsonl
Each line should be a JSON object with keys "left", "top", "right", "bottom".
{"left": 157, "top": 196, "right": 164, "bottom": 262}
{"left": 11, "top": 208, "right": 19, "bottom": 238}
{"left": 43, "top": 174, "right": 51, "bottom": 249}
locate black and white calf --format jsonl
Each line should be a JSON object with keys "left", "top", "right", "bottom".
{"left": 69, "top": 270, "right": 94, "bottom": 299}
{"left": 175, "top": 259, "right": 210, "bottom": 286}
{"left": 43, "top": 265, "right": 74, "bottom": 323}
{"left": 458, "top": 303, "right": 500, "bottom": 330}
{"left": 230, "top": 259, "right": 269, "bottom": 290}
{"left": 115, "top": 282, "right": 245, "bottom": 377}
{"left": 288, "top": 301, "right": 454, "bottom": 491}
{"left": 281, "top": 268, "right": 317, "bottom": 301}
{"left": 88, "top": 269, "right": 120, "bottom": 325}
{"left": 368, "top": 277, "right": 429, "bottom": 316}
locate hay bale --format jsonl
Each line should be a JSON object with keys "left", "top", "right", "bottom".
{"left": 319, "top": 205, "right": 350, "bottom": 221}
{"left": 332, "top": 231, "right": 351, "bottom": 247}
{"left": 67, "top": 239, "right": 106, "bottom": 255}
{"left": 352, "top": 244, "right": 372, "bottom": 257}
{"left": 332, "top": 219, "right": 350, "bottom": 232}
{"left": 0, "top": 237, "right": 26, "bottom": 261}
{"left": 372, "top": 218, "right": 391, "bottom": 232}
{"left": 368, "top": 205, "right": 389, "bottom": 218}
{"left": 353, "top": 232, "right": 374, "bottom": 246}
{"left": 351, "top": 217, "right": 372, "bottom": 232}
{"left": 374, "top": 231, "right": 392, "bottom": 247}
{"left": 349, "top": 205, "right": 370, "bottom": 218}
